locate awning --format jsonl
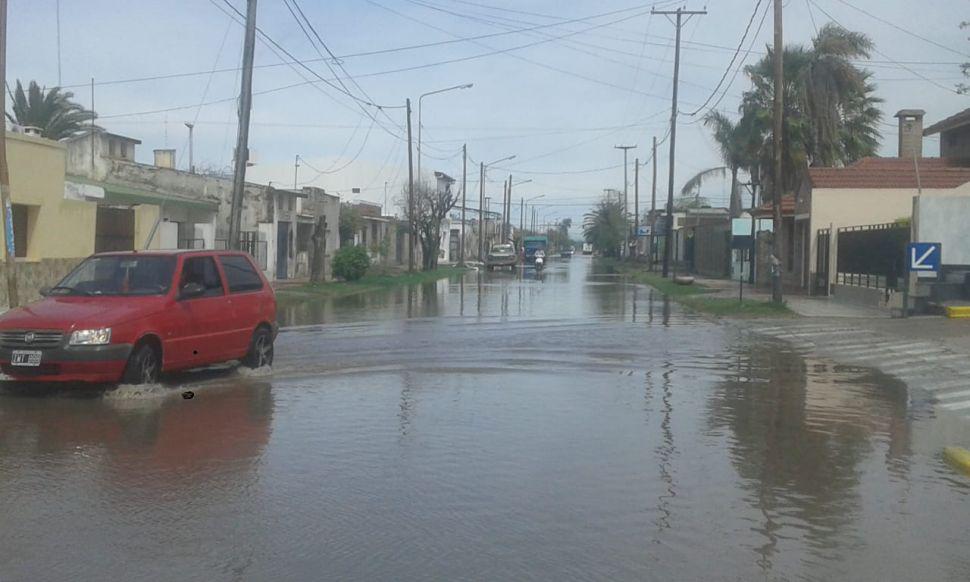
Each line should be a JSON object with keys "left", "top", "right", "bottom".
{"left": 67, "top": 176, "right": 219, "bottom": 212}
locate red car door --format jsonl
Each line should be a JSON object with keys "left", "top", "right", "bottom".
{"left": 167, "top": 255, "right": 236, "bottom": 368}
{"left": 217, "top": 254, "right": 268, "bottom": 358}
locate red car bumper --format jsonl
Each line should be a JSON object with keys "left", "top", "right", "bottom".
{"left": 0, "top": 344, "right": 132, "bottom": 383}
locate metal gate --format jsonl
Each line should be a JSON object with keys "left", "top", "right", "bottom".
{"left": 814, "top": 228, "right": 830, "bottom": 296}
{"left": 836, "top": 223, "right": 908, "bottom": 293}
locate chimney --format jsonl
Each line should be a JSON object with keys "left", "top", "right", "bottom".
{"left": 895, "top": 109, "right": 925, "bottom": 158}
{"left": 153, "top": 148, "right": 176, "bottom": 169}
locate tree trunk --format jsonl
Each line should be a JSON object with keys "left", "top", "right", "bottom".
{"left": 309, "top": 216, "right": 328, "bottom": 283}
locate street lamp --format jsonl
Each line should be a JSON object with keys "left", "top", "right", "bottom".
{"left": 417, "top": 83, "right": 473, "bottom": 182}
{"left": 479, "top": 154, "right": 515, "bottom": 261}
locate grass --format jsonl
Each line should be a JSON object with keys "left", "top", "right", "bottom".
{"left": 597, "top": 257, "right": 794, "bottom": 318}
{"left": 277, "top": 266, "right": 468, "bottom": 299}
{"left": 680, "top": 296, "right": 796, "bottom": 318}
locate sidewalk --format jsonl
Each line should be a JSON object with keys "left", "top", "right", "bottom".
{"left": 692, "top": 276, "right": 886, "bottom": 318}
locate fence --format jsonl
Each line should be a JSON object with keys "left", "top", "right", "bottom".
{"left": 214, "top": 232, "right": 269, "bottom": 271}
{"left": 178, "top": 238, "right": 206, "bottom": 250}
{"left": 835, "top": 223, "right": 908, "bottom": 292}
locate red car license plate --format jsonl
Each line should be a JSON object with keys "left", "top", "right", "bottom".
{"left": 11, "top": 350, "right": 42, "bottom": 367}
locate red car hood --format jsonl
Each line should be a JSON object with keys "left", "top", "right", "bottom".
{"left": 0, "top": 296, "right": 168, "bottom": 331}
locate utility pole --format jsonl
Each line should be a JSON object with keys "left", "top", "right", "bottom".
{"left": 505, "top": 173, "right": 513, "bottom": 241}
{"left": 406, "top": 98, "right": 415, "bottom": 272}
{"left": 228, "top": 0, "right": 258, "bottom": 250}
{"left": 478, "top": 162, "right": 485, "bottom": 262}
{"left": 614, "top": 145, "right": 636, "bottom": 259}
{"left": 459, "top": 143, "right": 466, "bottom": 267}
{"left": 654, "top": 6, "right": 705, "bottom": 277}
{"left": 770, "top": 0, "right": 784, "bottom": 303}
{"left": 185, "top": 122, "right": 195, "bottom": 173}
{"left": 633, "top": 157, "right": 639, "bottom": 259}
{"left": 0, "top": 0, "right": 19, "bottom": 308}
{"left": 293, "top": 154, "right": 299, "bottom": 189}
{"left": 651, "top": 136, "right": 658, "bottom": 270}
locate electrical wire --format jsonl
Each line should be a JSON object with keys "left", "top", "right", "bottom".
{"left": 684, "top": 0, "right": 765, "bottom": 117}
{"left": 809, "top": 0, "right": 963, "bottom": 95}
{"left": 831, "top": 0, "right": 970, "bottom": 59}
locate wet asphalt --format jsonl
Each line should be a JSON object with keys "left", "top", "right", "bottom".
{"left": 1, "top": 257, "right": 968, "bottom": 581}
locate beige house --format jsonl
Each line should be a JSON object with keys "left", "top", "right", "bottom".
{"left": 770, "top": 110, "right": 970, "bottom": 298}
{"left": 1, "top": 131, "right": 99, "bottom": 303}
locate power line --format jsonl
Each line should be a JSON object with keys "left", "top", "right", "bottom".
{"left": 831, "top": 0, "right": 970, "bottom": 59}
{"left": 808, "top": 0, "right": 963, "bottom": 95}
{"left": 683, "top": 0, "right": 771, "bottom": 124}
{"left": 366, "top": 0, "right": 673, "bottom": 100}
{"left": 684, "top": 0, "right": 765, "bottom": 117}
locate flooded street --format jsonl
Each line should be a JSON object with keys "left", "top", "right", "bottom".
{"left": 2, "top": 257, "right": 969, "bottom": 581}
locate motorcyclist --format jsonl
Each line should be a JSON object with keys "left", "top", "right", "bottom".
{"left": 534, "top": 249, "right": 546, "bottom": 269}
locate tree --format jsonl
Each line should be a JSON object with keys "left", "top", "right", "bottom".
{"left": 309, "top": 215, "right": 328, "bottom": 283}
{"left": 401, "top": 178, "right": 458, "bottom": 271}
{"left": 338, "top": 205, "right": 361, "bottom": 246}
{"left": 583, "top": 198, "right": 627, "bottom": 258}
{"left": 740, "top": 24, "right": 882, "bottom": 194}
{"left": 6, "top": 80, "right": 96, "bottom": 140}
{"left": 682, "top": 111, "right": 764, "bottom": 217}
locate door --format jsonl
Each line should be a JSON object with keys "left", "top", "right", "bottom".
{"left": 95, "top": 207, "right": 135, "bottom": 252}
{"left": 276, "top": 221, "right": 290, "bottom": 280}
{"left": 167, "top": 256, "right": 235, "bottom": 369}
{"left": 218, "top": 254, "right": 268, "bottom": 358}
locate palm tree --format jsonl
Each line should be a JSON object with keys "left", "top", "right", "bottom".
{"left": 739, "top": 24, "right": 881, "bottom": 193}
{"left": 583, "top": 198, "right": 626, "bottom": 258}
{"left": 680, "top": 111, "right": 763, "bottom": 217}
{"left": 6, "top": 80, "right": 97, "bottom": 140}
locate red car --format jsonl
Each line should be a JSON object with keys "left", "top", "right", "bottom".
{"left": 0, "top": 250, "right": 277, "bottom": 384}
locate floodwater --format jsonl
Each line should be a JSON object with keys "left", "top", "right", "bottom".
{"left": 2, "top": 257, "right": 969, "bottom": 581}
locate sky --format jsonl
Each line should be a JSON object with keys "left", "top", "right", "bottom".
{"left": 9, "top": 0, "right": 970, "bottom": 237}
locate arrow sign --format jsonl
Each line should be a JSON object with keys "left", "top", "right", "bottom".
{"left": 907, "top": 242, "right": 941, "bottom": 277}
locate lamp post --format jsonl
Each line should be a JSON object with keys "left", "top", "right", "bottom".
{"left": 479, "top": 154, "right": 515, "bottom": 262}
{"left": 417, "top": 83, "right": 473, "bottom": 181}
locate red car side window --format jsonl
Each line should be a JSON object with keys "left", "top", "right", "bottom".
{"left": 218, "top": 255, "right": 263, "bottom": 293}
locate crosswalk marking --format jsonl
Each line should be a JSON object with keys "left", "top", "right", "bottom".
{"left": 748, "top": 323, "right": 970, "bottom": 422}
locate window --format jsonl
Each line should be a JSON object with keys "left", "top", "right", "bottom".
{"left": 180, "top": 256, "right": 224, "bottom": 297}
{"left": 219, "top": 255, "right": 263, "bottom": 293}
{"left": 108, "top": 139, "right": 117, "bottom": 158}
{"left": 54, "top": 256, "right": 175, "bottom": 296}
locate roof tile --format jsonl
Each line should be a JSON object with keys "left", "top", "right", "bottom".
{"left": 808, "top": 157, "right": 970, "bottom": 189}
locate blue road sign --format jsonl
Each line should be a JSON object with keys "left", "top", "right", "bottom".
{"left": 908, "top": 242, "right": 941, "bottom": 277}
{"left": 636, "top": 226, "right": 651, "bottom": 237}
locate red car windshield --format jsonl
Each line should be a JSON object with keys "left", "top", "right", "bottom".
{"left": 51, "top": 256, "right": 176, "bottom": 296}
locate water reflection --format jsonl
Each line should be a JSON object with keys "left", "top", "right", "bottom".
{"left": 707, "top": 342, "right": 914, "bottom": 576}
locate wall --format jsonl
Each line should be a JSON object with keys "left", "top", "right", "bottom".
{"left": 940, "top": 127, "right": 970, "bottom": 159}
{"left": 5, "top": 133, "right": 97, "bottom": 260}
{"left": 0, "top": 258, "right": 81, "bottom": 307}
{"left": 133, "top": 204, "right": 161, "bottom": 250}
{"left": 915, "top": 195, "right": 970, "bottom": 265}
{"left": 808, "top": 185, "right": 970, "bottom": 289}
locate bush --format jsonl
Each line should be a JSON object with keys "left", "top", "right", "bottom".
{"left": 333, "top": 245, "right": 370, "bottom": 281}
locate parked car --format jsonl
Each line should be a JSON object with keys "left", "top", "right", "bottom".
{"left": 486, "top": 243, "right": 517, "bottom": 271}
{"left": 0, "top": 250, "right": 277, "bottom": 385}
